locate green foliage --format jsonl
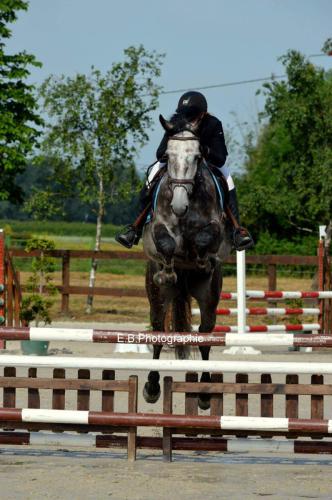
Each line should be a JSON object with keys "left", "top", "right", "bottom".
{"left": 0, "top": 161, "right": 142, "bottom": 224}
{"left": 322, "top": 38, "right": 332, "bottom": 55}
{"left": 238, "top": 48, "right": 332, "bottom": 241}
{"left": 20, "top": 294, "right": 53, "bottom": 326}
{"left": 0, "top": 0, "right": 43, "bottom": 203}
{"left": 0, "top": 219, "right": 121, "bottom": 237}
{"left": 20, "top": 237, "right": 57, "bottom": 326}
{"left": 252, "top": 231, "right": 318, "bottom": 255}
{"left": 27, "top": 45, "right": 163, "bottom": 220}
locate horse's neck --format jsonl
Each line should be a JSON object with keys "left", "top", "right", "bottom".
{"left": 194, "top": 166, "right": 218, "bottom": 204}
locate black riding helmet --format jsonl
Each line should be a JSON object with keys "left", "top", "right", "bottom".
{"left": 176, "top": 91, "right": 208, "bottom": 120}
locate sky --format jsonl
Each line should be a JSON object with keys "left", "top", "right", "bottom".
{"left": 6, "top": 0, "right": 332, "bottom": 173}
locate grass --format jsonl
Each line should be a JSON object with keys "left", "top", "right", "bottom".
{"left": 2, "top": 219, "right": 121, "bottom": 238}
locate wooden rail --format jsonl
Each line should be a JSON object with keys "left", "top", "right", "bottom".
{"left": 0, "top": 367, "right": 138, "bottom": 460}
{"left": 9, "top": 248, "right": 322, "bottom": 315}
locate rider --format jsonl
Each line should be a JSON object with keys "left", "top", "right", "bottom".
{"left": 116, "top": 91, "right": 254, "bottom": 251}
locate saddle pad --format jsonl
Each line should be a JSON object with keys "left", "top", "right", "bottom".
{"left": 145, "top": 177, "right": 163, "bottom": 225}
{"left": 205, "top": 165, "right": 225, "bottom": 211}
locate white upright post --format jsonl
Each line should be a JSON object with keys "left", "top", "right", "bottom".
{"left": 224, "top": 251, "right": 261, "bottom": 355}
{"left": 319, "top": 225, "right": 327, "bottom": 240}
{"left": 237, "top": 250, "right": 246, "bottom": 334}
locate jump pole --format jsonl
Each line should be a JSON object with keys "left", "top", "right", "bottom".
{"left": 193, "top": 307, "right": 320, "bottom": 315}
{"left": 0, "top": 408, "right": 332, "bottom": 433}
{"left": 224, "top": 251, "right": 261, "bottom": 355}
{"left": 220, "top": 291, "right": 332, "bottom": 300}
{"left": 0, "top": 328, "right": 331, "bottom": 346}
{"left": 1, "top": 355, "right": 332, "bottom": 373}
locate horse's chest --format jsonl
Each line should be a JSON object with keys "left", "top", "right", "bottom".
{"left": 182, "top": 209, "right": 211, "bottom": 236}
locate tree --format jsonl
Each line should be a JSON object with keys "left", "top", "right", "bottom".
{"left": 20, "top": 237, "right": 57, "bottom": 327}
{"left": 35, "top": 45, "right": 164, "bottom": 312}
{"left": 237, "top": 48, "right": 332, "bottom": 243}
{"left": 0, "top": 0, "right": 42, "bottom": 203}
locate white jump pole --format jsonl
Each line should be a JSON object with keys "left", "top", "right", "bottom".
{"left": 224, "top": 251, "right": 261, "bottom": 355}
{"left": 1, "top": 356, "right": 332, "bottom": 373}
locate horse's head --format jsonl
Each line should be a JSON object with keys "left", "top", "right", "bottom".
{"left": 160, "top": 114, "right": 202, "bottom": 217}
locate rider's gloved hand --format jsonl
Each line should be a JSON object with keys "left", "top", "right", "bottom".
{"left": 200, "top": 144, "right": 210, "bottom": 159}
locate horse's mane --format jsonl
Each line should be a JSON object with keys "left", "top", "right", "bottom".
{"left": 167, "top": 112, "right": 197, "bottom": 135}
{"left": 194, "top": 164, "right": 216, "bottom": 204}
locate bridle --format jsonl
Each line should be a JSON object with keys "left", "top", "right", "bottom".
{"left": 167, "top": 133, "right": 201, "bottom": 189}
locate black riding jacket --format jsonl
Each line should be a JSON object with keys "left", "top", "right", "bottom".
{"left": 156, "top": 114, "right": 228, "bottom": 168}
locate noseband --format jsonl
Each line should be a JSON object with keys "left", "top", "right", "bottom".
{"left": 167, "top": 134, "right": 201, "bottom": 188}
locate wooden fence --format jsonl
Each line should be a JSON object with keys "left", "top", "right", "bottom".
{"left": 9, "top": 248, "right": 322, "bottom": 315}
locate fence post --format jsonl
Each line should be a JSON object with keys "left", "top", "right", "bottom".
{"left": 323, "top": 234, "right": 331, "bottom": 335}
{"left": 14, "top": 270, "right": 21, "bottom": 327}
{"left": 224, "top": 251, "right": 261, "bottom": 355}
{"left": 0, "top": 230, "right": 5, "bottom": 348}
{"left": 7, "top": 254, "right": 13, "bottom": 327}
{"left": 318, "top": 238, "right": 324, "bottom": 333}
{"left": 268, "top": 264, "right": 277, "bottom": 291}
{"left": 267, "top": 263, "right": 277, "bottom": 311}
{"left": 61, "top": 250, "right": 70, "bottom": 315}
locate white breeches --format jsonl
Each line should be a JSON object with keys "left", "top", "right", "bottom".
{"left": 147, "top": 161, "right": 235, "bottom": 191}
{"left": 220, "top": 164, "right": 235, "bottom": 191}
{"left": 146, "top": 161, "right": 166, "bottom": 185}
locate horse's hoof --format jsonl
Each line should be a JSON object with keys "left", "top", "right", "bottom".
{"left": 198, "top": 396, "right": 211, "bottom": 411}
{"left": 143, "top": 383, "right": 161, "bottom": 404}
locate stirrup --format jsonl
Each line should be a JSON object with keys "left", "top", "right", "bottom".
{"left": 233, "top": 227, "right": 254, "bottom": 251}
{"left": 115, "top": 225, "right": 138, "bottom": 249}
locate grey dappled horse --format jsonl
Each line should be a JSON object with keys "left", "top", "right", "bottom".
{"left": 142, "top": 115, "right": 232, "bottom": 409}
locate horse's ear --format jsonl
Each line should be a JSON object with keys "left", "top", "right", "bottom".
{"left": 159, "top": 114, "right": 174, "bottom": 133}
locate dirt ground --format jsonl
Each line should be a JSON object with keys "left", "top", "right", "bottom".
{"left": 1, "top": 452, "right": 332, "bottom": 500}
{"left": 1, "top": 321, "right": 332, "bottom": 500}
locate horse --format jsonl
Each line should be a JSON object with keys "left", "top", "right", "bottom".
{"left": 142, "top": 114, "right": 232, "bottom": 409}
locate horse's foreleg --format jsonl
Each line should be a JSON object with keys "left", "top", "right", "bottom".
{"left": 194, "top": 222, "right": 221, "bottom": 271}
{"left": 194, "top": 266, "right": 222, "bottom": 410}
{"left": 144, "top": 345, "right": 162, "bottom": 404}
{"left": 196, "top": 300, "right": 216, "bottom": 410}
{"left": 153, "top": 224, "right": 177, "bottom": 286}
{"left": 143, "top": 345, "right": 162, "bottom": 404}
{"left": 198, "top": 344, "right": 212, "bottom": 411}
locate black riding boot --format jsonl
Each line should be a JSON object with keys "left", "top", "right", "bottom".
{"left": 228, "top": 189, "right": 254, "bottom": 251}
{"left": 115, "top": 224, "right": 141, "bottom": 249}
{"left": 115, "top": 185, "right": 149, "bottom": 249}
{"left": 116, "top": 162, "right": 167, "bottom": 250}
{"left": 116, "top": 164, "right": 167, "bottom": 248}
